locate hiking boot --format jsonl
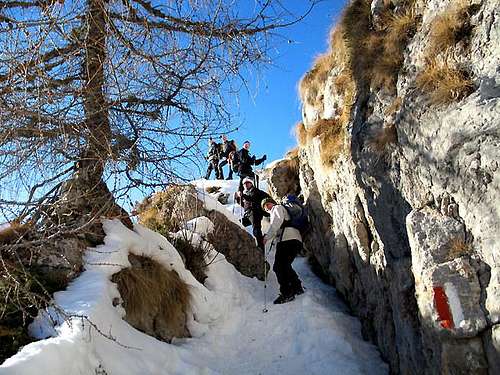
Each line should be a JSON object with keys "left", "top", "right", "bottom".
{"left": 273, "top": 294, "right": 295, "bottom": 304}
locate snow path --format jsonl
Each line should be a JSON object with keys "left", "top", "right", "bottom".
{"left": 182, "top": 254, "right": 387, "bottom": 375}
{"left": 1, "top": 178, "right": 388, "bottom": 375}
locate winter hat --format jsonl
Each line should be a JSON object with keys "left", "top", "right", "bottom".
{"left": 243, "top": 140, "right": 250, "bottom": 145}
{"left": 242, "top": 176, "right": 254, "bottom": 186}
{"left": 261, "top": 197, "right": 276, "bottom": 211}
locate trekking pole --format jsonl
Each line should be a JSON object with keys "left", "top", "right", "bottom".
{"left": 262, "top": 238, "right": 274, "bottom": 313}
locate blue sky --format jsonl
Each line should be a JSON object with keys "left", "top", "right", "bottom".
{"left": 211, "top": 1, "right": 347, "bottom": 172}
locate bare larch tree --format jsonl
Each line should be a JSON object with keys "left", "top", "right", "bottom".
{"left": 0, "top": 0, "right": 316, "bottom": 358}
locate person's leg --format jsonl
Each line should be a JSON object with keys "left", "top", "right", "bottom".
{"left": 251, "top": 212, "right": 264, "bottom": 249}
{"left": 219, "top": 159, "right": 227, "bottom": 180}
{"left": 205, "top": 163, "right": 213, "bottom": 179}
{"left": 273, "top": 242, "right": 289, "bottom": 295}
{"left": 227, "top": 164, "right": 233, "bottom": 180}
{"left": 216, "top": 160, "right": 223, "bottom": 179}
{"left": 272, "top": 242, "right": 296, "bottom": 303}
{"left": 287, "top": 240, "right": 303, "bottom": 294}
{"left": 278, "top": 240, "right": 301, "bottom": 295}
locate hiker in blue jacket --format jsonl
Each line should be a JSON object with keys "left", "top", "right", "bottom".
{"left": 262, "top": 198, "right": 304, "bottom": 304}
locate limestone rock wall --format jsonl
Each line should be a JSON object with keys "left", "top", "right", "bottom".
{"left": 284, "top": 0, "right": 500, "bottom": 373}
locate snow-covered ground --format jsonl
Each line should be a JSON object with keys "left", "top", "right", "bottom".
{"left": 0, "top": 178, "right": 388, "bottom": 375}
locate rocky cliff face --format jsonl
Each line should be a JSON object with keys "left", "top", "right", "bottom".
{"left": 269, "top": 0, "right": 500, "bottom": 373}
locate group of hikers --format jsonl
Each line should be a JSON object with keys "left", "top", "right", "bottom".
{"left": 204, "top": 135, "right": 306, "bottom": 305}
{"left": 205, "top": 135, "right": 267, "bottom": 183}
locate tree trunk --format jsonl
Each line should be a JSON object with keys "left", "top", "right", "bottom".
{"left": 80, "top": 0, "right": 110, "bottom": 184}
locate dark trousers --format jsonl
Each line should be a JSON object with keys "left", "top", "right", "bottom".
{"left": 205, "top": 160, "right": 222, "bottom": 179}
{"left": 219, "top": 159, "right": 232, "bottom": 179}
{"left": 248, "top": 211, "right": 264, "bottom": 249}
{"left": 273, "top": 240, "right": 302, "bottom": 297}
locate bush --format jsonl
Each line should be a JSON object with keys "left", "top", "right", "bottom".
{"left": 0, "top": 262, "right": 68, "bottom": 363}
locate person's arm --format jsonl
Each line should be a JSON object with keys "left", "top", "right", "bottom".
{"left": 265, "top": 205, "right": 286, "bottom": 242}
{"left": 254, "top": 154, "right": 267, "bottom": 166}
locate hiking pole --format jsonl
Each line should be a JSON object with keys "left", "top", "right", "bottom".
{"left": 262, "top": 238, "right": 275, "bottom": 313}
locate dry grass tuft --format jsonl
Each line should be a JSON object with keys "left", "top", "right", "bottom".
{"left": 205, "top": 186, "right": 221, "bottom": 194}
{"left": 342, "top": 0, "right": 373, "bottom": 74}
{"left": 416, "top": 59, "right": 475, "bottom": 105}
{"left": 112, "top": 254, "right": 191, "bottom": 341}
{"left": 367, "top": 123, "right": 398, "bottom": 154}
{"left": 428, "top": 0, "right": 476, "bottom": 55}
{"left": 385, "top": 97, "right": 403, "bottom": 115}
{"left": 295, "top": 122, "right": 307, "bottom": 146}
{"left": 136, "top": 186, "right": 185, "bottom": 236}
{"left": 307, "top": 118, "right": 345, "bottom": 166}
{"left": 299, "top": 52, "right": 334, "bottom": 106}
{"left": 171, "top": 237, "right": 209, "bottom": 284}
{"left": 447, "top": 238, "right": 471, "bottom": 260}
{"left": 0, "top": 221, "right": 32, "bottom": 245}
{"left": 285, "top": 147, "right": 299, "bottom": 160}
{"left": 372, "top": 7, "right": 421, "bottom": 91}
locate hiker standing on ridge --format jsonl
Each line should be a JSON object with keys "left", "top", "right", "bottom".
{"left": 218, "top": 134, "right": 237, "bottom": 180}
{"left": 205, "top": 137, "right": 223, "bottom": 180}
{"left": 234, "top": 140, "right": 266, "bottom": 190}
{"left": 262, "top": 197, "right": 304, "bottom": 304}
{"left": 238, "top": 176, "right": 271, "bottom": 250}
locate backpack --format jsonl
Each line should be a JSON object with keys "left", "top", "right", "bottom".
{"left": 229, "top": 140, "right": 237, "bottom": 153}
{"left": 230, "top": 150, "right": 241, "bottom": 172}
{"left": 281, "top": 194, "right": 309, "bottom": 234}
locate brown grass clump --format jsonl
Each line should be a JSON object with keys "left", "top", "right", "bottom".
{"left": 342, "top": 0, "right": 374, "bottom": 84}
{"left": 205, "top": 186, "right": 221, "bottom": 194}
{"left": 295, "top": 122, "right": 307, "bottom": 146}
{"left": 372, "top": 7, "right": 421, "bottom": 91}
{"left": 171, "top": 237, "right": 209, "bottom": 284}
{"left": 307, "top": 118, "right": 345, "bottom": 166}
{"left": 136, "top": 186, "right": 184, "bottom": 236}
{"left": 427, "top": 0, "right": 477, "bottom": 55}
{"left": 299, "top": 52, "right": 334, "bottom": 106}
{"left": 384, "top": 97, "right": 403, "bottom": 115}
{"left": 0, "top": 221, "right": 32, "bottom": 245}
{"left": 416, "top": 59, "right": 475, "bottom": 105}
{"left": 447, "top": 238, "right": 471, "bottom": 260}
{"left": 285, "top": 147, "right": 299, "bottom": 160}
{"left": 367, "top": 123, "right": 398, "bottom": 154}
{"left": 112, "top": 254, "right": 191, "bottom": 342}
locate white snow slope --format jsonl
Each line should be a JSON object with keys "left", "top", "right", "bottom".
{"left": 0, "top": 178, "right": 388, "bottom": 375}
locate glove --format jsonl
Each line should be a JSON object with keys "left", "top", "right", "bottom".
{"left": 262, "top": 154, "right": 267, "bottom": 161}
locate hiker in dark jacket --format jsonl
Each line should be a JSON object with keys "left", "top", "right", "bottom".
{"left": 218, "top": 134, "right": 237, "bottom": 180}
{"left": 238, "top": 176, "right": 270, "bottom": 249}
{"left": 262, "top": 198, "right": 304, "bottom": 304}
{"left": 205, "top": 138, "right": 223, "bottom": 180}
{"left": 235, "top": 140, "right": 266, "bottom": 190}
